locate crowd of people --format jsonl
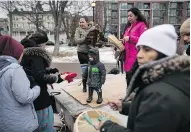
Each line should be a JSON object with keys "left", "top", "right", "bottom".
{"left": 0, "top": 7, "right": 190, "bottom": 132}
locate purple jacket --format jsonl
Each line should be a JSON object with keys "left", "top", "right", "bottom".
{"left": 123, "top": 22, "right": 147, "bottom": 72}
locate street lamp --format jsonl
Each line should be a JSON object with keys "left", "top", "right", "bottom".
{"left": 91, "top": 1, "right": 96, "bottom": 22}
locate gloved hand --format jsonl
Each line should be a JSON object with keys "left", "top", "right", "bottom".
{"left": 46, "top": 68, "right": 59, "bottom": 74}
{"left": 27, "top": 75, "right": 37, "bottom": 88}
{"left": 57, "top": 74, "right": 64, "bottom": 83}
{"left": 60, "top": 72, "right": 77, "bottom": 83}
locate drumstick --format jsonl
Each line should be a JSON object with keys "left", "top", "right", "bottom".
{"left": 83, "top": 112, "right": 98, "bottom": 130}
{"left": 94, "top": 109, "right": 101, "bottom": 116}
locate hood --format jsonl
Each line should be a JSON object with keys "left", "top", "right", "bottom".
{"left": 24, "top": 47, "right": 52, "bottom": 67}
{"left": 88, "top": 48, "right": 100, "bottom": 64}
{"left": 0, "top": 56, "right": 19, "bottom": 77}
{"left": 125, "top": 55, "right": 190, "bottom": 99}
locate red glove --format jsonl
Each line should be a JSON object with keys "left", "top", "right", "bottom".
{"left": 61, "top": 72, "right": 77, "bottom": 83}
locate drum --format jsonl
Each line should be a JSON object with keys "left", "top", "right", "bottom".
{"left": 107, "top": 34, "right": 125, "bottom": 52}
{"left": 73, "top": 109, "right": 122, "bottom": 132}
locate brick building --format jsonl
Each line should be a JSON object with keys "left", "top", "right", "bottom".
{"left": 95, "top": 0, "right": 190, "bottom": 39}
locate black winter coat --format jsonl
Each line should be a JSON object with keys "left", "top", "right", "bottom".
{"left": 101, "top": 55, "right": 190, "bottom": 132}
{"left": 22, "top": 47, "right": 58, "bottom": 110}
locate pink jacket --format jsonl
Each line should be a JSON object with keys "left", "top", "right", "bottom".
{"left": 123, "top": 21, "right": 147, "bottom": 72}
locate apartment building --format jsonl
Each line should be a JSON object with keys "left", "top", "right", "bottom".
{"left": 95, "top": 0, "right": 190, "bottom": 38}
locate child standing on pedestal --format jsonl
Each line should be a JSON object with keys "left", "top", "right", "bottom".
{"left": 85, "top": 48, "right": 106, "bottom": 104}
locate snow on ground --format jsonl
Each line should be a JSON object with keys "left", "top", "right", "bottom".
{"left": 46, "top": 45, "right": 117, "bottom": 63}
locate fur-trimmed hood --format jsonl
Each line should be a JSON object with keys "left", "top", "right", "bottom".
{"left": 125, "top": 55, "right": 190, "bottom": 99}
{"left": 24, "top": 47, "right": 52, "bottom": 67}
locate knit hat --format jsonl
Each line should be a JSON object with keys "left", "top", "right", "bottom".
{"left": 88, "top": 48, "right": 100, "bottom": 63}
{"left": 136, "top": 24, "right": 177, "bottom": 56}
{"left": 21, "top": 30, "right": 48, "bottom": 48}
{"left": 0, "top": 35, "right": 24, "bottom": 60}
{"left": 180, "top": 18, "right": 190, "bottom": 36}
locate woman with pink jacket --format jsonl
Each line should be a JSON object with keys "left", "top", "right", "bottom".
{"left": 122, "top": 7, "right": 148, "bottom": 87}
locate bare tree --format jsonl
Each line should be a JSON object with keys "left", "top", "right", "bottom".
{"left": 17, "top": 1, "right": 47, "bottom": 32}
{"left": 62, "top": 13, "right": 80, "bottom": 46}
{"left": 0, "top": 1, "right": 18, "bottom": 36}
{"left": 49, "top": 0, "right": 68, "bottom": 56}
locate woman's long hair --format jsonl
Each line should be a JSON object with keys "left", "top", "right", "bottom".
{"left": 123, "top": 7, "right": 148, "bottom": 35}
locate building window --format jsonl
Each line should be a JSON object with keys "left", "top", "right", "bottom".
{"left": 169, "top": 17, "right": 181, "bottom": 24}
{"left": 120, "top": 3, "right": 134, "bottom": 9}
{"left": 152, "top": 3, "right": 166, "bottom": 10}
{"left": 120, "top": 3, "right": 127, "bottom": 9}
{"left": 127, "top": 3, "right": 134, "bottom": 9}
{"left": 120, "top": 10, "right": 128, "bottom": 17}
{"left": 168, "top": 2, "right": 183, "bottom": 25}
{"left": 108, "top": 3, "right": 111, "bottom": 9}
{"left": 152, "top": 3, "right": 167, "bottom": 27}
{"left": 169, "top": 2, "right": 183, "bottom": 9}
{"left": 169, "top": 9, "right": 181, "bottom": 16}
{"left": 111, "top": 10, "right": 117, "bottom": 19}
{"left": 111, "top": 3, "right": 117, "bottom": 10}
{"left": 137, "top": 2, "right": 150, "bottom": 9}
{"left": 111, "top": 19, "right": 118, "bottom": 24}
{"left": 14, "top": 16, "right": 18, "bottom": 21}
{"left": 121, "top": 17, "right": 127, "bottom": 23}
{"left": 153, "top": 18, "right": 164, "bottom": 26}
{"left": 141, "top": 10, "right": 150, "bottom": 18}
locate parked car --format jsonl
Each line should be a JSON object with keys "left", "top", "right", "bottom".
{"left": 46, "top": 41, "right": 64, "bottom": 46}
{"left": 46, "top": 41, "right": 55, "bottom": 46}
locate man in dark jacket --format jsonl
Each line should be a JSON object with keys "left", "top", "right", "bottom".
{"left": 85, "top": 48, "right": 106, "bottom": 104}
{"left": 98, "top": 25, "right": 190, "bottom": 132}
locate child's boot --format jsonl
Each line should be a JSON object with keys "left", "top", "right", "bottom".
{"left": 96, "top": 89, "right": 103, "bottom": 104}
{"left": 86, "top": 88, "right": 93, "bottom": 103}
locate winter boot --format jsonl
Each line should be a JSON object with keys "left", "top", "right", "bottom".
{"left": 96, "top": 89, "right": 103, "bottom": 104}
{"left": 82, "top": 79, "right": 87, "bottom": 92}
{"left": 86, "top": 88, "right": 93, "bottom": 103}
